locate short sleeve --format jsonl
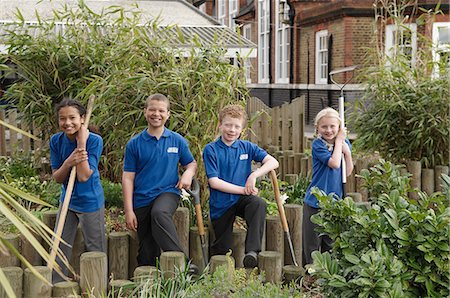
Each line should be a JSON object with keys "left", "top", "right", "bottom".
{"left": 179, "top": 137, "right": 195, "bottom": 167}
{"left": 203, "top": 145, "right": 218, "bottom": 179}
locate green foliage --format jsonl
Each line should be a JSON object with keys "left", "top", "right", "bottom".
{"left": 0, "top": 154, "right": 60, "bottom": 208}
{"left": 101, "top": 180, "right": 123, "bottom": 208}
{"left": 350, "top": 2, "right": 450, "bottom": 168}
{"left": 285, "top": 175, "right": 310, "bottom": 205}
{"left": 309, "top": 160, "right": 450, "bottom": 297}
{"left": 357, "top": 159, "right": 411, "bottom": 200}
{"left": 257, "top": 178, "right": 290, "bottom": 216}
{"left": 2, "top": 2, "right": 249, "bottom": 203}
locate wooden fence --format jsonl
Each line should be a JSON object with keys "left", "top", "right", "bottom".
{"left": 0, "top": 109, "right": 43, "bottom": 156}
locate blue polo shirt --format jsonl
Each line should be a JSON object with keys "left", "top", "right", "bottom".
{"left": 203, "top": 138, "right": 268, "bottom": 220}
{"left": 50, "top": 132, "right": 104, "bottom": 213}
{"left": 304, "top": 137, "right": 352, "bottom": 208}
{"left": 123, "top": 128, "right": 194, "bottom": 209}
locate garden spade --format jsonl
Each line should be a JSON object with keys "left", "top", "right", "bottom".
{"left": 48, "top": 95, "right": 95, "bottom": 272}
{"left": 269, "top": 170, "right": 298, "bottom": 267}
{"left": 186, "top": 178, "right": 208, "bottom": 268}
{"left": 329, "top": 66, "right": 357, "bottom": 198}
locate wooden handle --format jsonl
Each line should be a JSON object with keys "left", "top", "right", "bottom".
{"left": 269, "top": 170, "right": 290, "bottom": 233}
{"left": 195, "top": 204, "right": 205, "bottom": 237}
{"left": 48, "top": 95, "right": 96, "bottom": 271}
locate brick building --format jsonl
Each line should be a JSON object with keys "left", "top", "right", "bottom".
{"left": 191, "top": 0, "right": 449, "bottom": 124}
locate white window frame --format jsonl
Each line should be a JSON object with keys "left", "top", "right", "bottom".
{"left": 432, "top": 22, "right": 450, "bottom": 75}
{"left": 243, "top": 24, "right": 252, "bottom": 83}
{"left": 275, "top": 0, "right": 290, "bottom": 84}
{"left": 217, "top": 0, "right": 226, "bottom": 25}
{"left": 229, "top": 0, "right": 238, "bottom": 31}
{"left": 315, "top": 30, "right": 328, "bottom": 84}
{"left": 258, "top": 0, "right": 270, "bottom": 83}
{"left": 385, "top": 23, "right": 417, "bottom": 65}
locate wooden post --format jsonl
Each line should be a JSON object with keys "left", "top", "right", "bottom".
{"left": 173, "top": 207, "right": 190, "bottom": 256}
{"left": 79, "top": 252, "right": 108, "bottom": 297}
{"left": 407, "top": 160, "right": 422, "bottom": 200}
{"left": 300, "top": 157, "right": 309, "bottom": 178}
{"left": 282, "top": 265, "right": 304, "bottom": 284}
{"left": 278, "top": 156, "right": 285, "bottom": 180}
{"left": 160, "top": 251, "right": 185, "bottom": 279}
{"left": 24, "top": 266, "right": 52, "bottom": 298}
{"left": 258, "top": 251, "right": 282, "bottom": 283}
{"left": 284, "top": 174, "right": 298, "bottom": 185}
{"left": 209, "top": 255, "right": 235, "bottom": 274}
{"left": 284, "top": 204, "right": 302, "bottom": 267}
{"left": 133, "top": 266, "right": 158, "bottom": 284}
{"left": 283, "top": 150, "right": 294, "bottom": 175}
{"left": 69, "top": 226, "right": 85, "bottom": 279}
{"left": 347, "top": 192, "right": 362, "bottom": 203}
{"left": 0, "top": 266, "right": 23, "bottom": 298}
{"left": 9, "top": 110, "right": 17, "bottom": 155}
{"left": 109, "top": 279, "right": 134, "bottom": 298}
{"left": 231, "top": 228, "right": 246, "bottom": 268}
{"left": 21, "top": 233, "right": 43, "bottom": 268}
{"left": 52, "top": 281, "right": 80, "bottom": 297}
{"left": 293, "top": 153, "right": 302, "bottom": 175}
{"left": 189, "top": 226, "right": 209, "bottom": 272}
{"left": 346, "top": 168, "right": 356, "bottom": 193}
{"left": 355, "top": 158, "right": 369, "bottom": 201}
{"left": 128, "top": 231, "right": 139, "bottom": 280}
{"left": 435, "top": 165, "right": 449, "bottom": 192}
{"left": 0, "top": 109, "right": 6, "bottom": 155}
{"left": 421, "top": 168, "right": 435, "bottom": 195}
{"left": 42, "top": 210, "right": 58, "bottom": 252}
{"left": 265, "top": 216, "right": 284, "bottom": 265}
{"left": 108, "top": 231, "right": 129, "bottom": 280}
{"left": 0, "top": 234, "right": 20, "bottom": 267}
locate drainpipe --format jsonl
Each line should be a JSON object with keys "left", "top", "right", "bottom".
{"left": 268, "top": 0, "right": 273, "bottom": 107}
{"left": 306, "top": 37, "right": 310, "bottom": 124}
{"left": 327, "top": 34, "right": 333, "bottom": 107}
{"left": 287, "top": 0, "right": 295, "bottom": 102}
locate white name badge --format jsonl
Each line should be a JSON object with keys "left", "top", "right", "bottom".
{"left": 167, "top": 147, "right": 179, "bottom": 153}
{"left": 239, "top": 154, "right": 248, "bottom": 160}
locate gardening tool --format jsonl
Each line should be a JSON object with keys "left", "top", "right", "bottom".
{"left": 186, "top": 178, "right": 208, "bottom": 268}
{"left": 329, "top": 66, "right": 357, "bottom": 198}
{"left": 269, "top": 170, "right": 298, "bottom": 267}
{"left": 48, "top": 95, "right": 95, "bottom": 271}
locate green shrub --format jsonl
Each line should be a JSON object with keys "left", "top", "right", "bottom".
{"left": 350, "top": 2, "right": 449, "bottom": 168}
{"left": 309, "top": 160, "right": 450, "bottom": 297}
{"left": 102, "top": 180, "right": 123, "bottom": 208}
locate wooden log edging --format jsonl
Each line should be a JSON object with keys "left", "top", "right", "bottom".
{"left": 284, "top": 204, "right": 302, "bottom": 267}
{"left": 0, "top": 266, "right": 23, "bottom": 298}
{"left": 52, "top": 281, "right": 80, "bottom": 297}
{"left": 133, "top": 266, "right": 158, "bottom": 285}
{"left": 231, "top": 229, "right": 246, "bottom": 268}
{"left": 209, "top": 255, "right": 235, "bottom": 275}
{"left": 173, "top": 207, "right": 190, "bottom": 256}
{"left": 24, "top": 266, "right": 52, "bottom": 298}
{"left": 79, "top": 251, "right": 107, "bottom": 297}
{"left": 160, "top": 251, "right": 185, "bottom": 279}
{"left": 108, "top": 231, "right": 129, "bottom": 280}
{"left": 189, "top": 226, "right": 209, "bottom": 272}
{"left": 265, "top": 216, "right": 284, "bottom": 265}
{"left": 258, "top": 251, "right": 282, "bottom": 283}
{"left": 0, "top": 234, "right": 20, "bottom": 268}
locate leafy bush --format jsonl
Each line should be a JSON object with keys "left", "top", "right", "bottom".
{"left": 350, "top": 2, "right": 449, "bottom": 168}
{"left": 285, "top": 175, "right": 310, "bottom": 205}
{"left": 309, "top": 160, "right": 450, "bottom": 297}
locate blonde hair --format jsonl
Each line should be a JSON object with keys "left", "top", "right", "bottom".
{"left": 314, "top": 107, "right": 342, "bottom": 134}
{"left": 219, "top": 104, "right": 247, "bottom": 125}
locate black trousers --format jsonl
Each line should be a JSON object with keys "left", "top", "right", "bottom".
{"left": 211, "top": 195, "right": 266, "bottom": 256}
{"left": 134, "top": 192, "right": 184, "bottom": 266}
{"left": 302, "top": 203, "right": 333, "bottom": 267}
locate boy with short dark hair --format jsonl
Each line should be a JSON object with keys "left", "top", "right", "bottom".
{"left": 203, "top": 104, "right": 279, "bottom": 268}
{"left": 122, "top": 93, "right": 197, "bottom": 271}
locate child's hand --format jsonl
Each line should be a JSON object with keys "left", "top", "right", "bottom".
{"left": 244, "top": 175, "right": 259, "bottom": 195}
{"left": 125, "top": 210, "right": 138, "bottom": 231}
{"left": 65, "top": 148, "right": 88, "bottom": 167}
{"left": 176, "top": 175, "right": 192, "bottom": 190}
{"left": 336, "top": 127, "right": 347, "bottom": 143}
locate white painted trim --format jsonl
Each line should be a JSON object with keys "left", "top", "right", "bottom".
{"left": 315, "top": 30, "right": 328, "bottom": 84}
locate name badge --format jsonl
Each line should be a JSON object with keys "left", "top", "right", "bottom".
{"left": 167, "top": 147, "right": 179, "bottom": 153}
{"left": 239, "top": 154, "right": 248, "bottom": 160}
